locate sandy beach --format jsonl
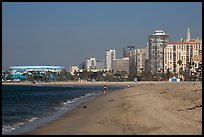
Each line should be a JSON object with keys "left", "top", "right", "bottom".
{"left": 16, "top": 81, "right": 202, "bottom": 135}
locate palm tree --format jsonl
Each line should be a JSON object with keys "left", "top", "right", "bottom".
{"left": 173, "top": 64, "right": 177, "bottom": 74}
{"left": 166, "top": 68, "right": 171, "bottom": 80}
{"left": 184, "top": 62, "right": 192, "bottom": 81}
{"left": 177, "top": 60, "right": 183, "bottom": 79}
{"left": 177, "top": 60, "right": 182, "bottom": 66}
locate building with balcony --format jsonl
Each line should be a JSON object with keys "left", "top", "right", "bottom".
{"left": 129, "top": 48, "right": 147, "bottom": 77}
{"left": 105, "top": 49, "right": 116, "bottom": 70}
{"left": 164, "top": 28, "right": 202, "bottom": 74}
{"left": 148, "top": 30, "right": 170, "bottom": 74}
{"left": 85, "top": 57, "right": 96, "bottom": 71}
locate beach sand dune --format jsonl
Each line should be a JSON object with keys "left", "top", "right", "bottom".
{"left": 22, "top": 82, "right": 202, "bottom": 135}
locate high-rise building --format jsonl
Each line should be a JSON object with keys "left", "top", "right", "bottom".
{"left": 85, "top": 57, "right": 96, "bottom": 71}
{"left": 129, "top": 49, "right": 137, "bottom": 78}
{"left": 129, "top": 48, "right": 147, "bottom": 77}
{"left": 148, "top": 30, "right": 170, "bottom": 74}
{"left": 136, "top": 48, "right": 146, "bottom": 75}
{"left": 105, "top": 49, "right": 116, "bottom": 70}
{"left": 123, "top": 48, "right": 128, "bottom": 58}
{"left": 123, "top": 46, "right": 135, "bottom": 58}
{"left": 79, "top": 62, "right": 85, "bottom": 69}
{"left": 145, "top": 43, "right": 150, "bottom": 73}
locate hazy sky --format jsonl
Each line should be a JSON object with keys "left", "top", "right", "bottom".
{"left": 2, "top": 2, "right": 202, "bottom": 70}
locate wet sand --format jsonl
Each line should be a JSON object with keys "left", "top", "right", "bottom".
{"left": 20, "top": 81, "right": 202, "bottom": 135}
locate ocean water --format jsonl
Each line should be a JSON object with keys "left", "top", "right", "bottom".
{"left": 2, "top": 84, "right": 124, "bottom": 135}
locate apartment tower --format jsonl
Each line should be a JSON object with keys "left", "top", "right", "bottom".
{"left": 148, "top": 30, "right": 170, "bottom": 74}
{"left": 105, "top": 49, "right": 116, "bottom": 70}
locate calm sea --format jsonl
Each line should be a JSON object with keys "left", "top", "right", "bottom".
{"left": 2, "top": 84, "right": 124, "bottom": 135}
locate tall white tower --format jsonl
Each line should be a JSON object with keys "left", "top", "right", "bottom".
{"left": 148, "top": 30, "right": 170, "bottom": 74}
{"left": 105, "top": 49, "right": 116, "bottom": 70}
{"left": 186, "top": 28, "right": 191, "bottom": 42}
{"left": 85, "top": 57, "right": 96, "bottom": 70}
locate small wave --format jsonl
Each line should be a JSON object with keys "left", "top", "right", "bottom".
{"left": 2, "top": 121, "right": 24, "bottom": 135}
{"left": 54, "top": 106, "right": 68, "bottom": 111}
{"left": 2, "top": 125, "right": 16, "bottom": 134}
{"left": 2, "top": 117, "right": 38, "bottom": 135}
{"left": 73, "top": 97, "right": 80, "bottom": 101}
{"left": 28, "top": 117, "right": 38, "bottom": 122}
{"left": 85, "top": 93, "right": 95, "bottom": 96}
{"left": 67, "top": 100, "right": 75, "bottom": 104}
{"left": 61, "top": 93, "right": 96, "bottom": 107}
{"left": 62, "top": 86, "right": 74, "bottom": 88}
{"left": 62, "top": 100, "right": 76, "bottom": 105}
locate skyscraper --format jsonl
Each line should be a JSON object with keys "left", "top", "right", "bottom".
{"left": 129, "top": 49, "right": 137, "bottom": 78}
{"left": 148, "top": 30, "right": 170, "bottom": 74}
{"left": 96, "top": 60, "right": 105, "bottom": 70}
{"left": 136, "top": 48, "right": 146, "bottom": 75}
{"left": 129, "top": 48, "right": 146, "bottom": 78}
{"left": 105, "top": 49, "right": 116, "bottom": 70}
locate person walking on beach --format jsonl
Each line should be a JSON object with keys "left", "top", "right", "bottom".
{"left": 104, "top": 84, "right": 107, "bottom": 95}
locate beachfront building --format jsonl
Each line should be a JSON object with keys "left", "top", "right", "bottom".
{"left": 129, "top": 48, "right": 147, "bottom": 77}
{"left": 112, "top": 57, "right": 129, "bottom": 74}
{"left": 105, "top": 49, "right": 116, "bottom": 71}
{"left": 136, "top": 48, "right": 146, "bottom": 75}
{"left": 145, "top": 43, "right": 150, "bottom": 73}
{"left": 79, "top": 62, "right": 85, "bottom": 69}
{"left": 148, "top": 30, "right": 170, "bottom": 74}
{"left": 191, "top": 55, "right": 202, "bottom": 80}
{"left": 164, "top": 28, "right": 202, "bottom": 74}
{"left": 129, "top": 49, "right": 137, "bottom": 78}
{"left": 85, "top": 57, "right": 96, "bottom": 71}
{"left": 69, "top": 65, "right": 79, "bottom": 75}
{"left": 77, "top": 60, "right": 105, "bottom": 73}
{"left": 8, "top": 65, "right": 64, "bottom": 80}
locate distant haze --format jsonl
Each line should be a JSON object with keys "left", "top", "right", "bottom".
{"left": 2, "top": 2, "right": 202, "bottom": 70}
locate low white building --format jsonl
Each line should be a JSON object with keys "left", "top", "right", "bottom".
{"left": 69, "top": 65, "right": 79, "bottom": 75}
{"left": 191, "top": 54, "right": 202, "bottom": 78}
{"left": 85, "top": 57, "right": 96, "bottom": 71}
{"left": 112, "top": 57, "right": 129, "bottom": 74}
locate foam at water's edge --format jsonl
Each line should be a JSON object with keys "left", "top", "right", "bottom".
{"left": 2, "top": 117, "right": 38, "bottom": 134}
{"left": 3, "top": 92, "right": 98, "bottom": 135}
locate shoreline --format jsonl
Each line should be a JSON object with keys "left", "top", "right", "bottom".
{"left": 19, "top": 81, "right": 202, "bottom": 135}
{"left": 2, "top": 80, "right": 200, "bottom": 86}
